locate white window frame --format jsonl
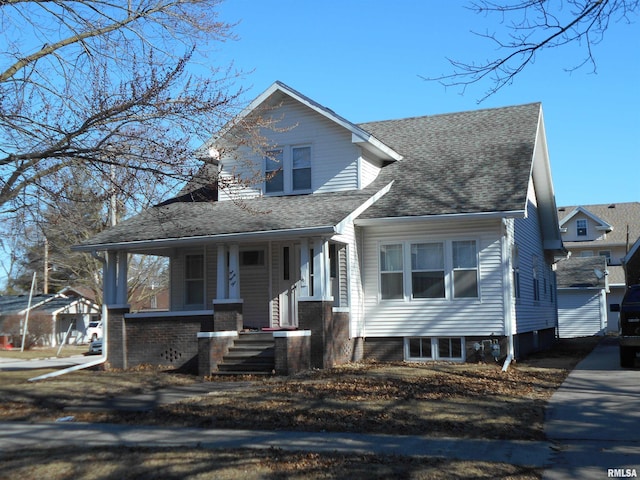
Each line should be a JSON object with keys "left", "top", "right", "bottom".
{"left": 184, "top": 253, "right": 205, "bottom": 308}
{"left": 378, "top": 239, "right": 480, "bottom": 302}
{"left": 405, "top": 337, "right": 465, "bottom": 362}
{"left": 576, "top": 219, "right": 588, "bottom": 237}
{"left": 264, "top": 145, "right": 312, "bottom": 195}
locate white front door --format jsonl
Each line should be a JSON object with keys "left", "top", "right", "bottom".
{"left": 279, "top": 244, "right": 299, "bottom": 327}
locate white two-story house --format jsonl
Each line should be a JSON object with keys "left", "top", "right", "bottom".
{"left": 76, "top": 82, "right": 564, "bottom": 374}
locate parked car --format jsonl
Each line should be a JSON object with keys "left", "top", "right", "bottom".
{"left": 86, "top": 338, "right": 103, "bottom": 355}
{"left": 619, "top": 285, "right": 640, "bottom": 367}
{"left": 86, "top": 321, "right": 103, "bottom": 342}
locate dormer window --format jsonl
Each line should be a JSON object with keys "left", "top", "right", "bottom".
{"left": 264, "top": 145, "right": 312, "bottom": 195}
{"left": 292, "top": 146, "right": 311, "bottom": 191}
{"left": 265, "top": 149, "right": 284, "bottom": 194}
{"left": 576, "top": 219, "right": 587, "bottom": 237}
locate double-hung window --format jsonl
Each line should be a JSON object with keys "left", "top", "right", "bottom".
{"left": 576, "top": 219, "right": 587, "bottom": 237}
{"left": 184, "top": 254, "right": 204, "bottom": 307}
{"left": 292, "top": 146, "right": 311, "bottom": 191}
{"left": 264, "top": 145, "right": 311, "bottom": 194}
{"left": 379, "top": 239, "right": 479, "bottom": 301}
{"left": 411, "top": 243, "right": 445, "bottom": 298}
{"left": 380, "top": 244, "right": 404, "bottom": 299}
{"left": 452, "top": 240, "right": 478, "bottom": 298}
{"left": 265, "top": 149, "right": 284, "bottom": 194}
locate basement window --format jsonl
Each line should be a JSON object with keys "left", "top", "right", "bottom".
{"left": 405, "top": 337, "right": 465, "bottom": 361}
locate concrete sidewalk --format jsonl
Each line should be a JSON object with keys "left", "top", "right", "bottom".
{"left": 0, "top": 421, "right": 552, "bottom": 467}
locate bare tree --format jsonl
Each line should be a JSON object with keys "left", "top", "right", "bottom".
{"left": 430, "top": 0, "right": 639, "bottom": 101}
{"left": 0, "top": 0, "right": 252, "bottom": 214}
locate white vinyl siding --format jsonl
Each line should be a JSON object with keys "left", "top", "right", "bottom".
{"left": 217, "top": 96, "right": 370, "bottom": 201}
{"left": 362, "top": 219, "right": 505, "bottom": 338}
{"left": 359, "top": 154, "right": 382, "bottom": 189}
{"left": 557, "top": 290, "right": 606, "bottom": 338}
{"left": 512, "top": 183, "right": 558, "bottom": 333}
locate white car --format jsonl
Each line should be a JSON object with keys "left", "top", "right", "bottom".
{"left": 87, "top": 338, "right": 103, "bottom": 355}
{"left": 86, "top": 321, "right": 103, "bottom": 342}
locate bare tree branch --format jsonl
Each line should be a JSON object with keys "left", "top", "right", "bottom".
{"left": 425, "top": 0, "right": 639, "bottom": 102}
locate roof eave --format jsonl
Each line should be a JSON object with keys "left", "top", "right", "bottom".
{"left": 354, "top": 209, "right": 526, "bottom": 226}
{"left": 73, "top": 225, "right": 338, "bottom": 253}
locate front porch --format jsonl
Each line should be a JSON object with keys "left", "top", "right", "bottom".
{"left": 101, "top": 235, "right": 360, "bottom": 375}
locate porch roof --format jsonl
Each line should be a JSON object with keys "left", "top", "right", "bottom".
{"left": 75, "top": 185, "right": 386, "bottom": 252}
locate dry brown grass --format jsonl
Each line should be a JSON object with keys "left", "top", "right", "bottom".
{"left": 0, "top": 446, "right": 540, "bottom": 480}
{"left": 0, "top": 337, "right": 599, "bottom": 479}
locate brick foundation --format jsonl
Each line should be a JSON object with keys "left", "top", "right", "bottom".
{"left": 297, "top": 301, "right": 354, "bottom": 369}
{"left": 213, "top": 301, "right": 243, "bottom": 331}
{"left": 273, "top": 330, "right": 311, "bottom": 375}
{"left": 198, "top": 331, "right": 237, "bottom": 376}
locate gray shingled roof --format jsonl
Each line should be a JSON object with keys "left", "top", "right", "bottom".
{"left": 78, "top": 186, "right": 386, "bottom": 248}
{"left": 556, "top": 256, "right": 608, "bottom": 289}
{"left": 79, "top": 102, "right": 542, "bottom": 249}
{"left": 558, "top": 202, "right": 640, "bottom": 248}
{"left": 357, "top": 103, "right": 540, "bottom": 219}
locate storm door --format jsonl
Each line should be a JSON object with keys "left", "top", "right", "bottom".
{"left": 279, "top": 244, "right": 300, "bottom": 327}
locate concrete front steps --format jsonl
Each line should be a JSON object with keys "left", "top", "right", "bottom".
{"left": 215, "top": 332, "right": 275, "bottom": 375}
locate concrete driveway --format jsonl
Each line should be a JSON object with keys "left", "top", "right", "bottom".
{"left": 543, "top": 337, "right": 640, "bottom": 480}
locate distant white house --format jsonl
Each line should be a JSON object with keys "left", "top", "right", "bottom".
{"left": 0, "top": 288, "right": 101, "bottom": 346}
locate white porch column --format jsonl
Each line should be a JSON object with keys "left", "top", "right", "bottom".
{"left": 216, "top": 244, "right": 228, "bottom": 299}
{"left": 116, "top": 252, "right": 128, "bottom": 305}
{"left": 299, "top": 238, "right": 310, "bottom": 297}
{"left": 312, "top": 237, "right": 331, "bottom": 300}
{"left": 228, "top": 244, "right": 240, "bottom": 299}
{"left": 105, "top": 251, "right": 118, "bottom": 305}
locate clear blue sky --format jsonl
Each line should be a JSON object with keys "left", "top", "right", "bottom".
{"left": 214, "top": 0, "right": 639, "bottom": 207}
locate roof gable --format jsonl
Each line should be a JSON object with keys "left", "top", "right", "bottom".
{"left": 199, "top": 81, "right": 402, "bottom": 163}
{"left": 558, "top": 206, "right": 613, "bottom": 232}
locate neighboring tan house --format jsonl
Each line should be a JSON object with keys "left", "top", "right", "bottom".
{"left": 0, "top": 289, "right": 101, "bottom": 346}
{"left": 75, "top": 81, "right": 564, "bottom": 374}
{"left": 557, "top": 203, "right": 640, "bottom": 334}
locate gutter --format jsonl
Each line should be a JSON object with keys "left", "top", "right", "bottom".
{"left": 354, "top": 209, "right": 526, "bottom": 226}
{"left": 73, "top": 225, "right": 338, "bottom": 253}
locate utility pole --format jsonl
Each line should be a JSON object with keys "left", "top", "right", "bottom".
{"left": 43, "top": 236, "right": 49, "bottom": 294}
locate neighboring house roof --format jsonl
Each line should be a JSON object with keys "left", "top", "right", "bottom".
{"left": 0, "top": 293, "right": 99, "bottom": 317}
{"left": 556, "top": 256, "right": 608, "bottom": 289}
{"left": 558, "top": 206, "right": 612, "bottom": 232}
{"left": 558, "top": 202, "right": 640, "bottom": 248}
{"left": 75, "top": 83, "right": 560, "bottom": 253}
{"left": 0, "top": 294, "right": 56, "bottom": 315}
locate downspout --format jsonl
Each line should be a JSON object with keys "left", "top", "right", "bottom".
{"left": 29, "top": 251, "right": 108, "bottom": 381}
{"left": 502, "top": 218, "right": 515, "bottom": 372}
